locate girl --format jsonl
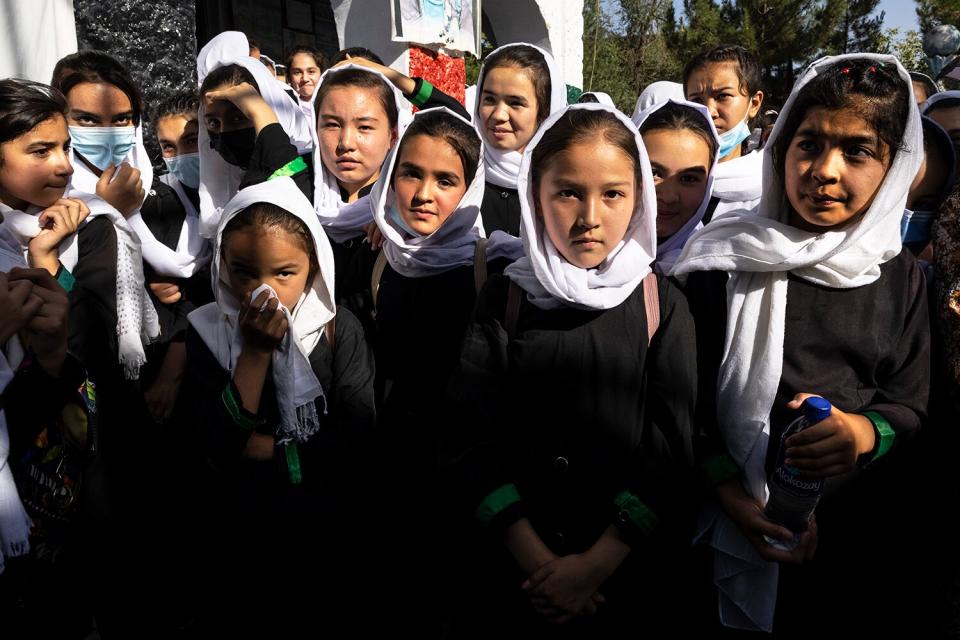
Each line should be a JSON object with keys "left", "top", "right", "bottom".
{"left": 309, "top": 62, "right": 409, "bottom": 280}
{"left": 0, "top": 78, "right": 99, "bottom": 637}
{"left": 182, "top": 177, "right": 375, "bottom": 634}
{"left": 197, "top": 31, "right": 315, "bottom": 236}
{"left": 474, "top": 43, "right": 567, "bottom": 236}
{"left": 922, "top": 90, "right": 960, "bottom": 175}
{"left": 445, "top": 103, "right": 697, "bottom": 636}
{"left": 340, "top": 105, "right": 522, "bottom": 630}
{"left": 683, "top": 44, "right": 765, "bottom": 222}
{"left": 673, "top": 55, "right": 929, "bottom": 635}
{"left": 636, "top": 99, "right": 719, "bottom": 273}
{"left": 903, "top": 116, "right": 954, "bottom": 266}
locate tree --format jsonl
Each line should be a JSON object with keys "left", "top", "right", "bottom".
{"left": 917, "top": 0, "right": 960, "bottom": 34}
{"left": 876, "top": 27, "right": 929, "bottom": 74}
{"left": 821, "top": 0, "right": 885, "bottom": 55}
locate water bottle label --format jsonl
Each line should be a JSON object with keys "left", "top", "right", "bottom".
{"left": 771, "top": 464, "right": 823, "bottom": 497}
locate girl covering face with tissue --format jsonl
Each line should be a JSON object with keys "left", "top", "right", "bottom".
{"left": 183, "top": 176, "right": 376, "bottom": 635}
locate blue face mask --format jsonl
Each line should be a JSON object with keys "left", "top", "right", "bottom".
{"left": 900, "top": 208, "right": 935, "bottom": 254}
{"left": 717, "top": 115, "right": 752, "bottom": 159}
{"left": 388, "top": 204, "right": 423, "bottom": 238}
{"left": 69, "top": 125, "right": 136, "bottom": 171}
{"left": 164, "top": 152, "right": 200, "bottom": 190}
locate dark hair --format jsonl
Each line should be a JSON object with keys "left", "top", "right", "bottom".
{"left": 577, "top": 93, "right": 600, "bottom": 104}
{"left": 639, "top": 102, "right": 718, "bottom": 167}
{"left": 481, "top": 45, "right": 552, "bottom": 125}
{"left": 921, "top": 115, "right": 955, "bottom": 202}
{"left": 221, "top": 202, "right": 318, "bottom": 273}
{"left": 0, "top": 79, "right": 68, "bottom": 166}
{"left": 771, "top": 59, "right": 911, "bottom": 181}
{"left": 910, "top": 72, "right": 939, "bottom": 100}
{"left": 150, "top": 90, "right": 200, "bottom": 128}
{"left": 314, "top": 68, "right": 399, "bottom": 129}
{"left": 393, "top": 110, "right": 481, "bottom": 186}
{"left": 51, "top": 50, "right": 144, "bottom": 125}
{"left": 925, "top": 97, "right": 960, "bottom": 115}
{"left": 199, "top": 64, "right": 259, "bottom": 97}
{"left": 247, "top": 38, "right": 260, "bottom": 51}
{"left": 285, "top": 45, "right": 326, "bottom": 73}
{"left": 531, "top": 109, "right": 641, "bottom": 188}
{"left": 331, "top": 47, "right": 385, "bottom": 66}
{"left": 682, "top": 44, "right": 762, "bottom": 99}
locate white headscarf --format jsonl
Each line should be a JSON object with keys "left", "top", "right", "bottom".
{"left": 309, "top": 63, "right": 413, "bottom": 244}
{"left": 0, "top": 217, "right": 33, "bottom": 573}
{"left": 49, "top": 150, "right": 161, "bottom": 380}
{"left": 921, "top": 89, "right": 960, "bottom": 115}
{"left": 503, "top": 103, "right": 657, "bottom": 310}
{"left": 634, "top": 99, "right": 719, "bottom": 274}
{"left": 371, "top": 107, "right": 523, "bottom": 277}
{"left": 579, "top": 91, "right": 615, "bottom": 107}
{"left": 474, "top": 43, "right": 567, "bottom": 190}
{"left": 631, "top": 81, "right": 685, "bottom": 125}
{"left": 196, "top": 31, "right": 315, "bottom": 238}
{"left": 672, "top": 54, "right": 922, "bottom": 632}
{"left": 147, "top": 174, "right": 212, "bottom": 278}
{"left": 188, "top": 177, "right": 336, "bottom": 446}
{"left": 711, "top": 148, "right": 764, "bottom": 208}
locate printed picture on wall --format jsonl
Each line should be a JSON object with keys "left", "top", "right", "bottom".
{"left": 392, "top": 0, "right": 480, "bottom": 55}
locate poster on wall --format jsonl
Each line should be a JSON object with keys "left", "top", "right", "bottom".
{"left": 392, "top": 0, "right": 481, "bottom": 56}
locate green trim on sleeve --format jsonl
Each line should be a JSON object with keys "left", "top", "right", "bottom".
{"left": 268, "top": 156, "right": 308, "bottom": 180}
{"left": 700, "top": 452, "right": 741, "bottom": 488}
{"left": 475, "top": 483, "right": 521, "bottom": 527}
{"left": 221, "top": 384, "right": 262, "bottom": 430}
{"left": 56, "top": 265, "right": 76, "bottom": 293}
{"left": 411, "top": 79, "right": 434, "bottom": 107}
{"left": 864, "top": 411, "right": 896, "bottom": 460}
{"left": 285, "top": 443, "right": 302, "bottom": 485}
{"left": 614, "top": 491, "right": 660, "bottom": 535}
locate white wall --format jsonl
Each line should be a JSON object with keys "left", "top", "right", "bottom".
{"left": 331, "top": 0, "right": 584, "bottom": 89}
{"left": 0, "top": 0, "right": 78, "bottom": 83}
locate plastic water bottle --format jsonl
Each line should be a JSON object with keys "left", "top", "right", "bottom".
{"left": 763, "top": 396, "right": 832, "bottom": 550}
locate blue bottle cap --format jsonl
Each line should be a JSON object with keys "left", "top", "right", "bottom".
{"left": 802, "top": 396, "right": 832, "bottom": 423}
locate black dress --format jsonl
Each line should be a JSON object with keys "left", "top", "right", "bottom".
{"left": 685, "top": 248, "right": 931, "bottom": 637}
{"left": 443, "top": 274, "right": 698, "bottom": 637}
{"left": 181, "top": 306, "right": 377, "bottom": 634}
{"left": 481, "top": 184, "right": 522, "bottom": 236}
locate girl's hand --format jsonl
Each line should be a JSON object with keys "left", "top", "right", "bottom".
{"left": 333, "top": 55, "right": 415, "bottom": 95}
{"left": 0, "top": 272, "right": 41, "bottom": 345}
{"left": 144, "top": 341, "right": 186, "bottom": 422}
{"left": 96, "top": 163, "right": 144, "bottom": 218}
{"left": 715, "top": 478, "right": 818, "bottom": 565}
{"left": 523, "top": 554, "right": 609, "bottom": 624}
{"left": 8, "top": 268, "right": 69, "bottom": 376}
{"left": 205, "top": 82, "right": 279, "bottom": 134}
{"left": 784, "top": 393, "right": 876, "bottom": 477}
{"left": 28, "top": 198, "right": 91, "bottom": 274}
{"left": 149, "top": 278, "right": 182, "bottom": 305}
{"left": 238, "top": 289, "right": 288, "bottom": 353}
{"left": 362, "top": 221, "right": 384, "bottom": 250}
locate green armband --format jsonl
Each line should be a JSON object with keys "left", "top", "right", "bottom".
{"left": 864, "top": 411, "right": 896, "bottom": 461}
{"left": 475, "top": 483, "right": 521, "bottom": 527}
{"left": 221, "top": 383, "right": 263, "bottom": 430}
{"left": 285, "top": 443, "right": 302, "bottom": 485}
{"left": 700, "top": 452, "right": 741, "bottom": 488}
{"left": 56, "top": 264, "right": 76, "bottom": 293}
{"left": 268, "top": 156, "right": 308, "bottom": 180}
{"left": 411, "top": 79, "right": 434, "bottom": 107}
{"left": 614, "top": 491, "right": 660, "bottom": 536}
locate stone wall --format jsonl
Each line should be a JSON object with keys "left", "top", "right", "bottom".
{"left": 73, "top": 0, "right": 198, "bottom": 167}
